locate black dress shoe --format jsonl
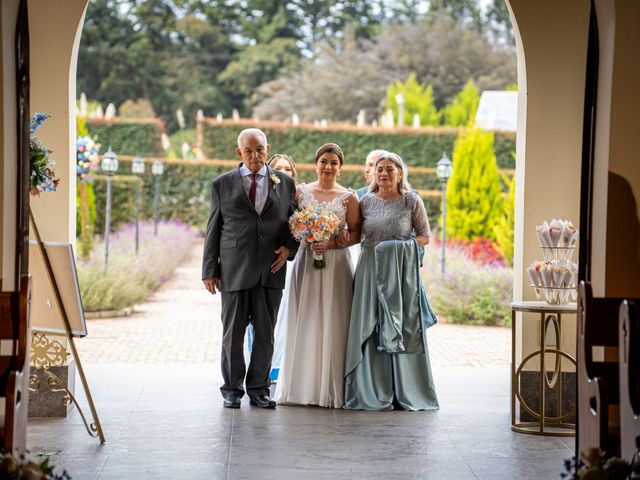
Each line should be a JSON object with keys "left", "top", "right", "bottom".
{"left": 223, "top": 396, "right": 241, "bottom": 409}
{"left": 249, "top": 394, "right": 276, "bottom": 409}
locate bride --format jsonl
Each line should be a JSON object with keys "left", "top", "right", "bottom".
{"left": 276, "top": 143, "right": 360, "bottom": 408}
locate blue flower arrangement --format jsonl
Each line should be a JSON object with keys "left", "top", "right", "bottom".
{"left": 29, "top": 113, "right": 59, "bottom": 196}
{"left": 76, "top": 135, "right": 100, "bottom": 181}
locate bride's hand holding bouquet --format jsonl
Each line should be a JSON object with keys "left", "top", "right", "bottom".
{"left": 289, "top": 204, "right": 341, "bottom": 270}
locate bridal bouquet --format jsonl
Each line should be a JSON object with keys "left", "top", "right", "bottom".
{"left": 289, "top": 204, "right": 340, "bottom": 270}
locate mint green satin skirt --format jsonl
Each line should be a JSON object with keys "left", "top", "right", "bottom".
{"left": 344, "top": 247, "right": 439, "bottom": 411}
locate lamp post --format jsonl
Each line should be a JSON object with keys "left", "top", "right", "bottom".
{"left": 436, "top": 152, "right": 453, "bottom": 274}
{"left": 152, "top": 159, "right": 164, "bottom": 235}
{"left": 132, "top": 155, "right": 145, "bottom": 254}
{"left": 101, "top": 147, "right": 119, "bottom": 269}
{"left": 395, "top": 93, "right": 405, "bottom": 128}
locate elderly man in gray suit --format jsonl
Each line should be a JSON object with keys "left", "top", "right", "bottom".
{"left": 202, "top": 128, "right": 297, "bottom": 409}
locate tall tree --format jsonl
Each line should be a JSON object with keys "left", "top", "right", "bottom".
{"left": 77, "top": 0, "right": 241, "bottom": 129}
{"left": 385, "top": 73, "right": 441, "bottom": 126}
{"left": 428, "top": 0, "right": 483, "bottom": 31}
{"left": 383, "top": 0, "right": 428, "bottom": 24}
{"left": 253, "top": 15, "right": 516, "bottom": 122}
{"left": 238, "top": 0, "right": 302, "bottom": 44}
{"left": 485, "top": 0, "right": 514, "bottom": 44}
{"left": 77, "top": 0, "right": 149, "bottom": 106}
{"left": 219, "top": 38, "right": 301, "bottom": 113}
{"left": 441, "top": 79, "right": 480, "bottom": 126}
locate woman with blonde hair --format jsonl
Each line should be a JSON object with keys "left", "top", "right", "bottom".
{"left": 268, "top": 153, "right": 297, "bottom": 179}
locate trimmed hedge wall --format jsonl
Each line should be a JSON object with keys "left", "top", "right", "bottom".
{"left": 86, "top": 118, "right": 164, "bottom": 157}
{"left": 91, "top": 159, "right": 444, "bottom": 236}
{"left": 93, "top": 160, "right": 221, "bottom": 235}
{"left": 200, "top": 119, "right": 516, "bottom": 169}
{"left": 89, "top": 120, "right": 515, "bottom": 236}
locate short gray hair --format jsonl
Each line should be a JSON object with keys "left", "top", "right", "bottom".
{"left": 237, "top": 128, "right": 267, "bottom": 148}
{"left": 369, "top": 152, "right": 412, "bottom": 194}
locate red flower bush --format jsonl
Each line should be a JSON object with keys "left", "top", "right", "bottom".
{"left": 433, "top": 237, "right": 506, "bottom": 267}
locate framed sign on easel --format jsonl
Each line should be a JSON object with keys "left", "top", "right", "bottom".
{"left": 29, "top": 241, "right": 87, "bottom": 337}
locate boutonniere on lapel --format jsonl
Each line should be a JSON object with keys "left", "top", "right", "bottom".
{"left": 269, "top": 173, "right": 281, "bottom": 190}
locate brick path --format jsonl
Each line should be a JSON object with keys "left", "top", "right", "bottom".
{"left": 76, "top": 242, "right": 510, "bottom": 366}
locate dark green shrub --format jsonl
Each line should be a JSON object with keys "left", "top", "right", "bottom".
{"left": 93, "top": 175, "right": 139, "bottom": 235}
{"left": 86, "top": 118, "right": 164, "bottom": 157}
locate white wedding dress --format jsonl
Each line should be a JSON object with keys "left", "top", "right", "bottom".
{"left": 276, "top": 184, "right": 354, "bottom": 408}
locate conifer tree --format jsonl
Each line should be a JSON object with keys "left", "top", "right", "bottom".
{"left": 385, "top": 73, "right": 441, "bottom": 126}
{"left": 445, "top": 126, "right": 503, "bottom": 241}
{"left": 442, "top": 79, "right": 480, "bottom": 126}
{"left": 494, "top": 169, "right": 515, "bottom": 265}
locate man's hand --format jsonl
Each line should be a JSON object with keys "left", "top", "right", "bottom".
{"left": 271, "top": 246, "right": 290, "bottom": 273}
{"left": 203, "top": 277, "right": 221, "bottom": 295}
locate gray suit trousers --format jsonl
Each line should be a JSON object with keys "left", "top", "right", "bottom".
{"left": 220, "top": 283, "right": 282, "bottom": 399}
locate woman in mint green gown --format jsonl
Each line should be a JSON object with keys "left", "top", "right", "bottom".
{"left": 344, "top": 152, "right": 439, "bottom": 411}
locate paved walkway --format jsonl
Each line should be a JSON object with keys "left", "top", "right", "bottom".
{"left": 76, "top": 242, "right": 511, "bottom": 367}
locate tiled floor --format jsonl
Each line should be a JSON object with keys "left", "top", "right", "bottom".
{"left": 27, "top": 365, "right": 573, "bottom": 479}
{"left": 27, "top": 243, "right": 573, "bottom": 479}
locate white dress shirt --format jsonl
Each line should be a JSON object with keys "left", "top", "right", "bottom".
{"left": 240, "top": 164, "right": 268, "bottom": 214}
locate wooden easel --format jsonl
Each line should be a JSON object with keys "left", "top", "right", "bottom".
{"left": 29, "top": 208, "right": 105, "bottom": 444}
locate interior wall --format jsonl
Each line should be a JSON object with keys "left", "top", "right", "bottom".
{"left": 600, "top": 0, "right": 640, "bottom": 297}
{"left": 508, "top": 0, "right": 590, "bottom": 362}
{"left": 0, "top": 0, "right": 19, "bottom": 291}
{"left": 27, "top": 0, "right": 88, "bottom": 244}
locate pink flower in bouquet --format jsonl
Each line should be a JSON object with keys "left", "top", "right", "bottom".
{"left": 289, "top": 204, "right": 340, "bottom": 269}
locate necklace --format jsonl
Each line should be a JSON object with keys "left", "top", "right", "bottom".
{"left": 318, "top": 183, "right": 333, "bottom": 192}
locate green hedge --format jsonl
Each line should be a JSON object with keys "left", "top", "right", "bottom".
{"left": 201, "top": 121, "right": 516, "bottom": 169}
{"left": 93, "top": 175, "right": 140, "bottom": 235}
{"left": 90, "top": 159, "right": 444, "bottom": 236}
{"left": 86, "top": 119, "right": 164, "bottom": 157}
{"left": 93, "top": 160, "right": 219, "bottom": 235}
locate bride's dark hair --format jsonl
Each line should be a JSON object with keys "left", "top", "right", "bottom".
{"left": 314, "top": 143, "right": 344, "bottom": 165}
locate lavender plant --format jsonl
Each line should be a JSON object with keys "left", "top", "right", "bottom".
{"left": 77, "top": 220, "right": 199, "bottom": 311}
{"left": 422, "top": 243, "right": 512, "bottom": 326}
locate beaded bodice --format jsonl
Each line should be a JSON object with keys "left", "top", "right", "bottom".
{"left": 360, "top": 191, "right": 431, "bottom": 247}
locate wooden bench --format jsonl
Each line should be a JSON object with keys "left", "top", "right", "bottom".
{"left": 619, "top": 299, "right": 640, "bottom": 461}
{"left": 577, "top": 281, "right": 625, "bottom": 457}
{"left": 0, "top": 276, "right": 31, "bottom": 455}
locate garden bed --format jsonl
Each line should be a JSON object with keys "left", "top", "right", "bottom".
{"left": 423, "top": 241, "right": 513, "bottom": 327}
{"left": 77, "top": 220, "right": 200, "bottom": 312}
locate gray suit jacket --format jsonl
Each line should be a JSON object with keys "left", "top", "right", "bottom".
{"left": 202, "top": 164, "right": 298, "bottom": 292}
